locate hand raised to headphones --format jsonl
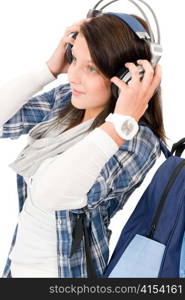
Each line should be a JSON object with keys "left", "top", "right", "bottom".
{"left": 111, "top": 60, "right": 161, "bottom": 122}
{"left": 46, "top": 18, "right": 91, "bottom": 77}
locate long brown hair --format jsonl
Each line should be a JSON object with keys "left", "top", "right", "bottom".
{"left": 53, "top": 14, "right": 168, "bottom": 145}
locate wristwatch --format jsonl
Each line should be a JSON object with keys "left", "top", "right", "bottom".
{"left": 105, "top": 113, "right": 139, "bottom": 140}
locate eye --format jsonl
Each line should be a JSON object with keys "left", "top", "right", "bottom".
{"left": 70, "top": 54, "right": 97, "bottom": 73}
{"left": 87, "top": 65, "right": 97, "bottom": 72}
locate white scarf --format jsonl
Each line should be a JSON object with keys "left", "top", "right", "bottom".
{"left": 8, "top": 116, "right": 95, "bottom": 181}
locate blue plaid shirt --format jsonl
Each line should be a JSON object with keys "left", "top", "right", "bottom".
{"left": 1, "top": 83, "right": 161, "bottom": 278}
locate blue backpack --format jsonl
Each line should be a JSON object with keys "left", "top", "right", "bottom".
{"left": 74, "top": 131, "right": 185, "bottom": 278}
{"left": 102, "top": 136, "right": 185, "bottom": 278}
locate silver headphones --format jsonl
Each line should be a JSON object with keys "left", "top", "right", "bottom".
{"left": 86, "top": 0, "right": 162, "bottom": 97}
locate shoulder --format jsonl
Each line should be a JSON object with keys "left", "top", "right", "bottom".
{"left": 43, "top": 82, "right": 72, "bottom": 112}
{"left": 53, "top": 82, "right": 72, "bottom": 102}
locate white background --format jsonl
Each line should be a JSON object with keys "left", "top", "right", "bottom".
{"left": 0, "top": 0, "right": 184, "bottom": 276}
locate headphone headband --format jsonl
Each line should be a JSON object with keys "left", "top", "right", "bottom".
{"left": 106, "top": 12, "right": 150, "bottom": 40}
{"left": 87, "top": 0, "right": 162, "bottom": 65}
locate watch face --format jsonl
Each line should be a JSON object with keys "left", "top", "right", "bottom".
{"left": 121, "top": 119, "right": 134, "bottom": 135}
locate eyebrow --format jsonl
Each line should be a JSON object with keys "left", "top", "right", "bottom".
{"left": 71, "top": 49, "right": 93, "bottom": 63}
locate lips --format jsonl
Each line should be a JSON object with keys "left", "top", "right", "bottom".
{"left": 72, "top": 88, "right": 85, "bottom": 95}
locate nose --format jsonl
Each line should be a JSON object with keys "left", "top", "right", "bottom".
{"left": 68, "top": 63, "right": 82, "bottom": 85}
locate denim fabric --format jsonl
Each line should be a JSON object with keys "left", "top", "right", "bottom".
{"left": 180, "top": 232, "right": 185, "bottom": 277}
{"left": 109, "top": 234, "right": 165, "bottom": 278}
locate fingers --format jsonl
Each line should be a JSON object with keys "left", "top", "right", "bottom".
{"left": 63, "top": 36, "right": 76, "bottom": 46}
{"left": 125, "top": 63, "right": 141, "bottom": 86}
{"left": 65, "top": 18, "right": 92, "bottom": 36}
{"left": 111, "top": 60, "right": 161, "bottom": 98}
{"left": 111, "top": 62, "right": 144, "bottom": 92}
{"left": 150, "top": 64, "right": 162, "bottom": 94}
{"left": 110, "top": 75, "right": 128, "bottom": 91}
{"left": 62, "top": 18, "right": 91, "bottom": 50}
{"left": 137, "top": 60, "right": 161, "bottom": 97}
{"left": 137, "top": 59, "right": 155, "bottom": 88}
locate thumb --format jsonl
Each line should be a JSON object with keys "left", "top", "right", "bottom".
{"left": 110, "top": 76, "right": 127, "bottom": 91}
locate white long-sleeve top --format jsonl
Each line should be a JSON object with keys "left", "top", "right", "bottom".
{"left": 0, "top": 62, "right": 120, "bottom": 277}
{"left": 0, "top": 62, "right": 119, "bottom": 210}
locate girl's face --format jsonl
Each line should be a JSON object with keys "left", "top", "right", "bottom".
{"left": 68, "top": 33, "right": 111, "bottom": 119}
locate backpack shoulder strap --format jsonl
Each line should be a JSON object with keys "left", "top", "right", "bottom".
{"left": 159, "top": 139, "right": 172, "bottom": 158}
{"left": 170, "top": 138, "right": 185, "bottom": 157}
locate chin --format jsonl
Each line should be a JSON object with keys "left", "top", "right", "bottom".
{"left": 71, "top": 98, "right": 86, "bottom": 109}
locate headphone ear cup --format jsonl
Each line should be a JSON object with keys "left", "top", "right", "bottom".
{"left": 64, "top": 32, "right": 78, "bottom": 64}
{"left": 64, "top": 44, "right": 73, "bottom": 64}
{"left": 111, "top": 82, "right": 119, "bottom": 99}
{"left": 111, "top": 66, "right": 129, "bottom": 98}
